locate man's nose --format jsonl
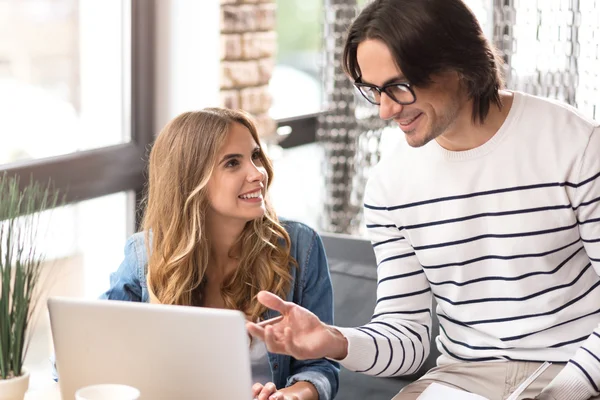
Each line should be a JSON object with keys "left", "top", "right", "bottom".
{"left": 379, "top": 93, "right": 403, "bottom": 120}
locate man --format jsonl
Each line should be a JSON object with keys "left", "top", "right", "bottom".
{"left": 247, "top": 0, "right": 600, "bottom": 399}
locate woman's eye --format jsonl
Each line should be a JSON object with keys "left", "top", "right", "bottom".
{"left": 252, "top": 152, "right": 264, "bottom": 165}
{"left": 225, "top": 159, "right": 239, "bottom": 168}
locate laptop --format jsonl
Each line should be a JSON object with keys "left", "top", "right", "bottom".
{"left": 48, "top": 297, "right": 253, "bottom": 399}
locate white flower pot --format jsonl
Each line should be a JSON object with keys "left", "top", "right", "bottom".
{"left": 0, "top": 368, "right": 30, "bottom": 400}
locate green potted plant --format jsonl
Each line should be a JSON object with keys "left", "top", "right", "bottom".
{"left": 0, "top": 173, "right": 61, "bottom": 400}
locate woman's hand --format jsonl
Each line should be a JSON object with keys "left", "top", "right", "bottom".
{"left": 252, "top": 381, "right": 317, "bottom": 400}
{"left": 252, "top": 382, "right": 297, "bottom": 400}
{"left": 252, "top": 382, "right": 278, "bottom": 400}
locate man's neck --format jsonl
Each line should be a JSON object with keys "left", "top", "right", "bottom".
{"left": 436, "top": 90, "right": 514, "bottom": 152}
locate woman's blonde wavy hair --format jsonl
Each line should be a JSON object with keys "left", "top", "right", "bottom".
{"left": 142, "top": 108, "right": 295, "bottom": 322}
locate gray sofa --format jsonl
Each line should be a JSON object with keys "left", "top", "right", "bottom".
{"left": 321, "top": 232, "right": 441, "bottom": 400}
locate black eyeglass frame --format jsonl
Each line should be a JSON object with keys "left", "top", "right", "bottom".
{"left": 353, "top": 80, "right": 417, "bottom": 106}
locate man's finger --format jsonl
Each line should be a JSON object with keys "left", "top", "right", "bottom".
{"left": 263, "top": 325, "right": 280, "bottom": 353}
{"left": 257, "top": 315, "right": 284, "bottom": 327}
{"left": 247, "top": 322, "right": 266, "bottom": 340}
{"left": 264, "top": 325, "right": 287, "bottom": 354}
{"left": 256, "top": 291, "right": 292, "bottom": 314}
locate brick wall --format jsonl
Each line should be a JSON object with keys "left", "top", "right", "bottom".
{"left": 220, "top": 0, "right": 277, "bottom": 138}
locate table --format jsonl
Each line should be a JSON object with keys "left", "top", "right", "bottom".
{"left": 24, "top": 383, "right": 61, "bottom": 400}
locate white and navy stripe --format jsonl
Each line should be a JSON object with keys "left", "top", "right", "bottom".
{"left": 336, "top": 91, "right": 600, "bottom": 397}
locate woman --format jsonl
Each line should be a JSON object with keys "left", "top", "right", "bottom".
{"left": 101, "top": 108, "right": 339, "bottom": 400}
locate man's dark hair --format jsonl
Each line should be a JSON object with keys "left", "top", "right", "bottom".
{"left": 343, "top": 0, "right": 505, "bottom": 124}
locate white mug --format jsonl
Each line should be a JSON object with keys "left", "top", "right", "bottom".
{"left": 75, "top": 384, "right": 140, "bottom": 400}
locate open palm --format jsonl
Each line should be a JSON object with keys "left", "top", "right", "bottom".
{"left": 246, "top": 291, "right": 335, "bottom": 360}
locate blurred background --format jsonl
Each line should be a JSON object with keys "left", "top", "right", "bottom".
{"left": 0, "top": 0, "right": 598, "bottom": 390}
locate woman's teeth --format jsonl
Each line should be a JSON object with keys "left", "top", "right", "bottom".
{"left": 239, "top": 191, "right": 261, "bottom": 199}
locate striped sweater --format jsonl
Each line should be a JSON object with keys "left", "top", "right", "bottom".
{"left": 336, "top": 91, "right": 600, "bottom": 400}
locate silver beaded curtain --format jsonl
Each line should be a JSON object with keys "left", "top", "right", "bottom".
{"left": 494, "top": 0, "right": 599, "bottom": 120}
{"left": 318, "top": 0, "right": 388, "bottom": 234}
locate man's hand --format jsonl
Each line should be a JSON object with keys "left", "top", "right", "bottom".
{"left": 246, "top": 291, "right": 348, "bottom": 360}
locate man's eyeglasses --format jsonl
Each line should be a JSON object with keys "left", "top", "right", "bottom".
{"left": 354, "top": 80, "right": 417, "bottom": 106}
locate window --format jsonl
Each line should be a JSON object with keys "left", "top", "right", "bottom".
{"left": 269, "top": 0, "right": 323, "bottom": 148}
{"left": 1, "top": 0, "right": 153, "bottom": 210}
{"left": 270, "top": 0, "right": 322, "bottom": 120}
{"left": 0, "top": 0, "right": 131, "bottom": 164}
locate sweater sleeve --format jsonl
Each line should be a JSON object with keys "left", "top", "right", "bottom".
{"left": 541, "top": 126, "right": 600, "bottom": 400}
{"left": 335, "top": 169, "right": 433, "bottom": 377}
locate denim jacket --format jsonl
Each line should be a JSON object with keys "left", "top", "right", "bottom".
{"left": 101, "top": 220, "right": 339, "bottom": 400}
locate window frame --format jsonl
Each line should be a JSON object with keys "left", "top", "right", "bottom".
{"left": 276, "top": 112, "right": 321, "bottom": 148}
